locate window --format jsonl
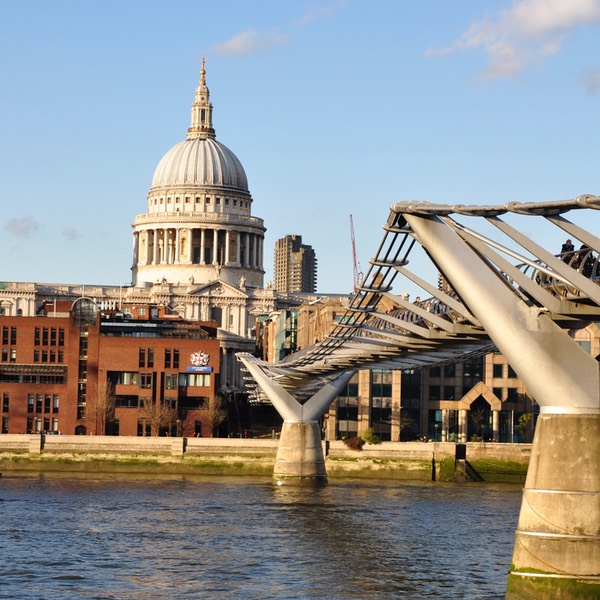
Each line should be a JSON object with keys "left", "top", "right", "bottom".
{"left": 9, "top": 349, "right": 16, "bottom": 363}
{"left": 507, "top": 365, "right": 518, "bottom": 378}
{"left": 493, "top": 364, "right": 504, "bottom": 378}
{"left": 429, "top": 385, "right": 440, "bottom": 401}
{"left": 44, "top": 394, "right": 51, "bottom": 414}
{"left": 173, "top": 349, "right": 180, "bottom": 368}
{"left": 140, "top": 373, "right": 153, "bottom": 389}
{"left": 2, "top": 416, "right": 8, "bottom": 433}
{"left": 179, "top": 373, "right": 210, "bottom": 387}
{"left": 42, "top": 328, "right": 48, "bottom": 345}
{"left": 2, "top": 393, "right": 8, "bottom": 412}
{"left": 2, "top": 327, "right": 8, "bottom": 345}
{"left": 53, "top": 395, "right": 59, "bottom": 413}
{"left": 444, "top": 386, "right": 455, "bottom": 400}
{"left": 165, "top": 373, "right": 178, "bottom": 390}
{"left": 1, "top": 349, "right": 7, "bottom": 362}
{"left": 444, "top": 364, "right": 455, "bottom": 377}
{"left": 139, "top": 348, "right": 153, "bottom": 367}
{"left": 36, "top": 394, "right": 43, "bottom": 413}
{"left": 34, "top": 327, "right": 41, "bottom": 345}
{"left": 59, "top": 328, "right": 65, "bottom": 346}
{"left": 50, "top": 328, "right": 57, "bottom": 345}
{"left": 27, "top": 394, "right": 34, "bottom": 413}
{"left": 165, "top": 348, "right": 171, "bottom": 368}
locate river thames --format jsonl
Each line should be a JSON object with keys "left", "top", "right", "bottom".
{"left": 0, "top": 474, "right": 522, "bottom": 599}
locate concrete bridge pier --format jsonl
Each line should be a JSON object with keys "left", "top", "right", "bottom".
{"left": 506, "top": 413, "right": 600, "bottom": 599}
{"left": 403, "top": 212, "right": 600, "bottom": 600}
{"left": 274, "top": 421, "right": 326, "bottom": 485}
{"left": 237, "top": 354, "right": 355, "bottom": 485}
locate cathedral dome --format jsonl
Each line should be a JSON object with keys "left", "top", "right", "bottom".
{"left": 151, "top": 137, "right": 248, "bottom": 191}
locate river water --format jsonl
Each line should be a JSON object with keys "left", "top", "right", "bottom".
{"left": 0, "top": 474, "right": 522, "bottom": 599}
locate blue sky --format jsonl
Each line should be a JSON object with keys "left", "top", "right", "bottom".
{"left": 1, "top": 0, "right": 600, "bottom": 294}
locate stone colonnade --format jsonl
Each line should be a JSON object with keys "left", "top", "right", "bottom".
{"left": 133, "top": 227, "right": 263, "bottom": 269}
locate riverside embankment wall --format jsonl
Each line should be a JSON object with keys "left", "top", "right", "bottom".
{"left": 0, "top": 435, "right": 532, "bottom": 481}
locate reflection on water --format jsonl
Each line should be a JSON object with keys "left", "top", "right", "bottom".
{"left": 0, "top": 474, "right": 521, "bottom": 599}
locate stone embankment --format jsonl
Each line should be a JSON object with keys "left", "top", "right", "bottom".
{"left": 0, "top": 434, "right": 531, "bottom": 482}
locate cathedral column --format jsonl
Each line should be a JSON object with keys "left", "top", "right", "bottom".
{"left": 132, "top": 232, "right": 139, "bottom": 264}
{"left": 244, "top": 232, "right": 250, "bottom": 268}
{"left": 143, "top": 230, "right": 149, "bottom": 265}
{"left": 163, "top": 229, "right": 169, "bottom": 264}
{"left": 175, "top": 229, "right": 180, "bottom": 263}
{"left": 252, "top": 235, "right": 258, "bottom": 269}
{"left": 152, "top": 229, "right": 159, "bottom": 265}
{"left": 200, "top": 228, "right": 206, "bottom": 264}
{"left": 213, "top": 229, "right": 219, "bottom": 265}
{"left": 235, "top": 232, "right": 241, "bottom": 265}
{"left": 225, "top": 230, "right": 231, "bottom": 264}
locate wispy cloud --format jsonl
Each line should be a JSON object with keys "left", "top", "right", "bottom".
{"left": 210, "top": 1, "right": 347, "bottom": 56}
{"left": 62, "top": 227, "right": 80, "bottom": 241}
{"left": 428, "top": 0, "right": 600, "bottom": 79}
{"left": 4, "top": 215, "right": 39, "bottom": 238}
{"left": 581, "top": 67, "right": 600, "bottom": 94}
{"left": 210, "top": 28, "right": 290, "bottom": 56}
{"left": 296, "top": 0, "right": 348, "bottom": 26}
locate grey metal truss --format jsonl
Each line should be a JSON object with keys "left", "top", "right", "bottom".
{"left": 238, "top": 194, "right": 600, "bottom": 409}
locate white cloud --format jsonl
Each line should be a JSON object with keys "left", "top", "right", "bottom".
{"left": 4, "top": 215, "right": 39, "bottom": 238}
{"left": 210, "top": 28, "right": 290, "bottom": 56}
{"left": 428, "top": 0, "right": 600, "bottom": 79}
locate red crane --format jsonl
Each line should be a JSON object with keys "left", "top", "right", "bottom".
{"left": 350, "top": 214, "right": 363, "bottom": 293}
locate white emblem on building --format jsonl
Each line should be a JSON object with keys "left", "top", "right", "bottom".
{"left": 190, "top": 351, "right": 210, "bottom": 366}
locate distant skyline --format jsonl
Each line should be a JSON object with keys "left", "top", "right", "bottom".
{"left": 2, "top": 0, "right": 600, "bottom": 295}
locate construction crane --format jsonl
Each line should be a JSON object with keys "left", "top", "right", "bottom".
{"left": 350, "top": 214, "right": 363, "bottom": 293}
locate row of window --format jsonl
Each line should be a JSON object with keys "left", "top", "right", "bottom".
{"left": 0, "top": 373, "right": 67, "bottom": 384}
{"left": 34, "top": 327, "right": 65, "bottom": 347}
{"left": 27, "top": 393, "right": 60, "bottom": 414}
{"left": 139, "top": 348, "right": 181, "bottom": 369}
{"left": 1, "top": 327, "right": 16, "bottom": 346}
{"left": 110, "top": 371, "right": 211, "bottom": 389}
{"left": 152, "top": 196, "right": 248, "bottom": 209}
{"left": 0, "top": 393, "right": 62, "bottom": 415}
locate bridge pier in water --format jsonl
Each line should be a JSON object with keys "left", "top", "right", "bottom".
{"left": 238, "top": 355, "right": 355, "bottom": 485}
{"left": 273, "top": 421, "right": 326, "bottom": 484}
{"left": 506, "top": 413, "right": 600, "bottom": 599}
{"left": 404, "top": 211, "right": 600, "bottom": 599}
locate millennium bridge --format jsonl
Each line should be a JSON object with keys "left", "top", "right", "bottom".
{"left": 237, "top": 194, "right": 600, "bottom": 600}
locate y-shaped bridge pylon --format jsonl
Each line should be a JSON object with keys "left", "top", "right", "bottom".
{"left": 238, "top": 194, "right": 600, "bottom": 597}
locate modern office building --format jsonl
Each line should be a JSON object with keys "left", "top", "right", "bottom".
{"left": 0, "top": 299, "right": 222, "bottom": 436}
{"left": 274, "top": 235, "right": 317, "bottom": 293}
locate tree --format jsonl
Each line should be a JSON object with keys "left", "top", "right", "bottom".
{"left": 398, "top": 408, "right": 414, "bottom": 441}
{"left": 205, "top": 395, "right": 228, "bottom": 437}
{"left": 138, "top": 398, "right": 177, "bottom": 436}
{"left": 469, "top": 403, "right": 488, "bottom": 441}
{"left": 516, "top": 413, "right": 533, "bottom": 443}
{"left": 88, "top": 381, "right": 116, "bottom": 436}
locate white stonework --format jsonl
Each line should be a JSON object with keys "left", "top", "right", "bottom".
{"left": 131, "top": 59, "right": 266, "bottom": 290}
{"left": 0, "top": 61, "right": 291, "bottom": 393}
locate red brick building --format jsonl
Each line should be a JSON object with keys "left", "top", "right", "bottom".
{"left": 0, "top": 298, "right": 221, "bottom": 437}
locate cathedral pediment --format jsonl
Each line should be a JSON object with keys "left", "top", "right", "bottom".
{"left": 188, "top": 279, "right": 248, "bottom": 299}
